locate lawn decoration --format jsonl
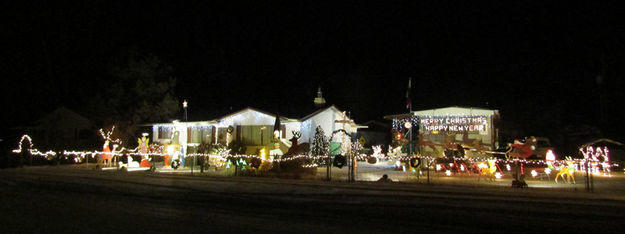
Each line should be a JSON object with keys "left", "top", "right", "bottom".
{"left": 333, "top": 154, "right": 346, "bottom": 168}
{"left": 507, "top": 137, "right": 536, "bottom": 159}
{"left": 166, "top": 131, "right": 182, "bottom": 169}
{"left": 555, "top": 158, "right": 576, "bottom": 184}
{"left": 102, "top": 141, "right": 112, "bottom": 167}
{"left": 12, "top": 135, "right": 57, "bottom": 165}
{"left": 250, "top": 157, "right": 262, "bottom": 168}
{"left": 137, "top": 136, "right": 151, "bottom": 167}
{"left": 478, "top": 159, "right": 498, "bottom": 181}
{"left": 367, "top": 145, "right": 384, "bottom": 164}
{"left": 285, "top": 131, "right": 310, "bottom": 156}
{"left": 99, "top": 126, "right": 122, "bottom": 167}
{"left": 580, "top": 146, "right": 611, "bottom": 176}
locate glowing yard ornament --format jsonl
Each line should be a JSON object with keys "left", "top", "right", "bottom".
{"left": 260, "top": 148, "right": 267, "bottom": 161}
{"left": 445, "top": 170, "right": 452, "bottom": 176}
{"left": 545, "top": 149, "right": 556, "bottom": 161}
{"left": 12, "top": 135, "right": 34, "bottom": 153}
{"left": 137, "top": 136, "right": 150, "bottom": 154}
{"left": 137, "top": 136, "right": 151, "bottom": 167}
{"left": 436, "top": 164, "right": 442, "bottom": 171}
{"left": 99, "top": 126, "right": 122, "bottom": 145}
{"left": 531, "top": 170, "right": 538, "bottom": 178}
{"left": 102, "top": 140, "right": 112, "bottom": 167}
{"left": 372, "top": 145, "right": 384, "bottom": 158}
{"left": 506, "top": 164, "right": 511, "bottom": 171}
{"left": 495, "top": 172, "right": 502, "bottom": 179}
{"left": 12, "top": 135, "right": 57, "bottom": 159}
{"left": 479, "top": 160, "right": 498, "bottom": 181}
{"left": 237, "top": 158, "right": 247, "bottom": 171}
{"left": 545, "top": 168, "right": 551, "bottom": 175}
{"left": 580, "top": 146, "right": 611, "bottom": 176}
{"left": 555, "top": 159, "right": 576, "bottom": 184}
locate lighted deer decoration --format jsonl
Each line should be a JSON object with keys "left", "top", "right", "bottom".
{"left": 284, "top": 131, "right": 310, "bottom": 156}
{"left": 478, "top": 159, "right": 498, "bottom": 181}
{"left": 555, "top": 158, "right": 576, "bottom": 184}
{"left": 99, "top": 126, "right": 122, "bottom": 167}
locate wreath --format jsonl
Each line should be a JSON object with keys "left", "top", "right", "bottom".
{"left": 333, "top": 155, "right": 346, "bottom": 168}
{"left": 171, "top": 159, "right": 180, "bottom": 169}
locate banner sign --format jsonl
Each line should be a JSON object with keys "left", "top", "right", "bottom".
{"left": 419, "top": 116, "right": 488, "bottom": 132}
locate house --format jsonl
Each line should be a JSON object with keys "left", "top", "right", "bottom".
{"left": 385, "top": 106, "right": 500, "bottom": 157}
{"left": 299, "top": 105, "right": 361, "bottom": 143}
{"left": 352, "top": 120, "right": 391, "bottom": 148}
{"left": 25, "top": 107, "right": 96, "bottom": 150}
{"left": 150, "top": 105, "right": 363, "bottom": 155}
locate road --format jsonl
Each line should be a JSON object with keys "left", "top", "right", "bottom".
{"left": 1, "top": 165, "right": 624, "bottom": 233}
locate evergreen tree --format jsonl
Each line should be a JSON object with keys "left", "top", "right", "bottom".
{"left": 89, "top": 49, "right": 179, "bottom": 142}
{"left": 311, "top": 126, "right": 329, "bottom": 156}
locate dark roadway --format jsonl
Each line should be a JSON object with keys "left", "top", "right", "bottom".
{"left": 1, "top": 166, "right": 624, "bottom": 233}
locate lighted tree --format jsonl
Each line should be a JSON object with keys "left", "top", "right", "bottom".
{"left": 90, "top": 49, "right": 180, "bottom": 142}
{"left": 311, "top": 126, "right": 329, "bottom": 156}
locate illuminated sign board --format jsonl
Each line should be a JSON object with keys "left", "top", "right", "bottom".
{"left": 419, "top": 116, "right": 488, "bottom": 132}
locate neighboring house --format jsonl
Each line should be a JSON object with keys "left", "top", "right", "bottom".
{"left": 150, "top": 105, "right": 363, "bottom": 155}
{"left": 353, "top": 120, "right": 391, "bottom": 148}
{"left": 25, "top": 107, "right": 96, "bottom": 150}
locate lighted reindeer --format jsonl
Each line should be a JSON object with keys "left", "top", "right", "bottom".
{"left": 555, "top": 158, "right": 576, "bottom": 184}
{"left": 478, "top": 159, "right": 498, "bottom": 181}
{"left": 284, "top": 131, "right": 310, "bottom": 157}
{"left": 99, "top": 126, "right": 122, "bottom": 168}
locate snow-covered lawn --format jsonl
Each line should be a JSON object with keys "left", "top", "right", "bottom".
{"left": 1, "top": 165, "right": 625, "bottom": 233}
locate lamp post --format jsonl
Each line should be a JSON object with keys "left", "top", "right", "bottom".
{"left": 183, "top": 99, "right": 188, "bottom": 122}
{"left": 183, "top": 100, "right": 192, "bottom": 174}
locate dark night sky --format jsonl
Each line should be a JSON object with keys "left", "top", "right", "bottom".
{"left": 3, "top": 1, "right": 625, "bottom": 142}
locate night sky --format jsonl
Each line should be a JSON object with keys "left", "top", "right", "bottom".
{"left": 3, "top": 1, "right": 625, "bottom": 143}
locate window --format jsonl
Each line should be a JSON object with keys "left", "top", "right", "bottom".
{"left": 239, "top": 125, "right": 273, "bottom": 146}
{"left": 202, "top": 127, "right": 212, "bottom": 144}
{"left": 158, "top": 126, "right": 173, "bottom": 139}
{"left": 217, "top": 127, "right": 228, "bottom": 145}
{"left": 187, "top": 127, "right": 202, "bottom": 144}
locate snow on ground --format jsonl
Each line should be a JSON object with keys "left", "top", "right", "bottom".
{"left": 1, "top": 165, "right": 625, "bottom": 233}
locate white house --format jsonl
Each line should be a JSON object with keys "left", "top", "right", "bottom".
{"left": 299, "top": 105, "right": 360, "bottom": 144}
{"left": 150, "top": 105, "right": 363, "bottom": 155}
